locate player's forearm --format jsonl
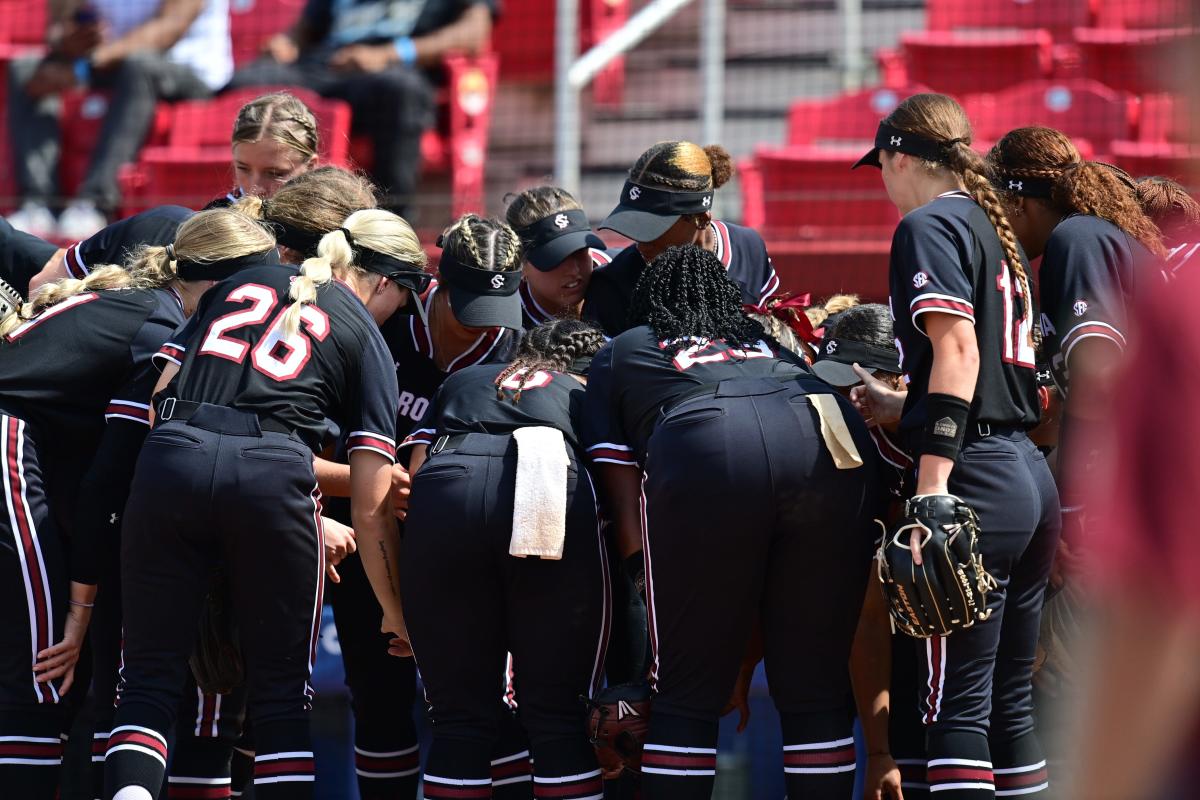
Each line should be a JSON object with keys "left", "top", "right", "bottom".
{"left": 354, "top": 510, "right": 404, "bottom": 618}
{"left": 595, "top": 463, "right": 643, "bottom": 559}
{"left": 314, "top": 455, "right": 351, "bottom": 498}
{"left": 850, "top": 582, "right": 893, "bottom": 755}
{"left": 413, "top": 4, "right": 491, "bottom": 66}
{"left": 919, "top": 314, "right": 979, "bottom": 493}
{"left": 91, "top": 0, "right": 203, "bottom": 68}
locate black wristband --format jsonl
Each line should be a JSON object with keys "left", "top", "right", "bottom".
{"left": 622, "top": 551, "right": 646, "bottom": 600}
{"left": 921, "top": 393, "right": 971, "bottom": 460}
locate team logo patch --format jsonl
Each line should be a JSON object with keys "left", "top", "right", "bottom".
{"left": 932, "top": 417, "right": 958, "bottom": 438}
{"left": 890, "top": 135, "right": 903, "bottom": 146}
{"left": 913, "top": 271, "right": 929, "bottom": 289}
{"left": 628, "top": 186, "right": 641, "bottom": 201}
{"left": 491, "top": 273, "right": 506, "bottom": 289}
{"left": 1073, "top": 299, "right": 1088, "bottom": 316}
{"left": 825, "top": 340, "right": 839, "bottom": 354}
{"left": 553, "top": 213, "right": 569, "bottom": 229}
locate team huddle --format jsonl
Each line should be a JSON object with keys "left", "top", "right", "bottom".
{"left": 0, "top": 89, "right": 1194, "bottom": 800}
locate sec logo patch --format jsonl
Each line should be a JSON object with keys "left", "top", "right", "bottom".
{"left": 1073, "top": 299, "right": 1088, "bottom": 317}
{"left": 913, "top": 271, "right": 929, "bottom": 289}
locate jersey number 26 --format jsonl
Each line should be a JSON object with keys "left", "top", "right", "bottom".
{"left": 199, "top": 284, "right": 331, "bottom": 381}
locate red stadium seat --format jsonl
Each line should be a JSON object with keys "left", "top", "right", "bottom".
{"left": 881, "top": 30, "right": 1054, "bottom": 97}
{"left": 743, "top": 145, "right": 901, "bottom": 240}
{"left": 0, "top": 0, "right": 47, "bottom": 46}
{"left": 58, "top": 90, "right": 173, "bottom": 201}
{"left": 964, "top": 79, "right": 1131, "bottom": 158}
{"left": 1075, "top": 27, "right": 1199, "bottom": 95}
{"left": 926, "top": 0, "right": 1091, "bottom": 42}
{"left": 785, "top": 85, "right": 930, "bottom": 147}
{"left": 1110, "top": 140, "right": 1200, "bottom": 185}
{"left": 763, "top": 239, "right": 891, "bottom": 303}
{"left": 1135, "top": 93, "right": 1198, "bottom": 143}
{"left": 1093, "top": 0, "right": 1196, "bottom": 29}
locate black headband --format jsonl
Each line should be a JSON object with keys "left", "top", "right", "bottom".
{"left": 437, "top": 248, "right": 521, "bottom": 296}
{"left": 875, "top": 122, "right": 959, "bottom": 164}
{"left": 994, "top": 174, "right": 1054, "bottom": 198}
{"left": 269, "top": 220, "right": 324, "bottom": 257}
{"left": 176, "top": 248, "right": 280, "bottom": 281}
{"left": 516, "top": 208, "right": 592, "bottom": 248}
{"left": 617, "top": 181, "right": 714, "bottom": 216}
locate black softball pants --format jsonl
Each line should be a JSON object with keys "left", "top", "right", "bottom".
{"left": 0, "top": 413, "right": 68, "bottom": 799}
{"left": 637, "top": 379, "right": 879, "bottom": 800}
{"left": 913, "top": 430, "right": 1060, "bottom": 799}
{"left": 402, "top": 432, "right": 610, "bottom": 800}
{"left": 104, "top": 405, "right": 325, "bottom": 800}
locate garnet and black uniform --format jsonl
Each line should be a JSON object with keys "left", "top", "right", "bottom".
{"left": 888, "top": 190, "right": 1060, "bottom": 799}
{"left": 583, "top": 326, "right": 879, "bottom": 800}
{"left": 321, "top": 279, "right": 521, "bottom": 800}
{"left": 0, "top": 285, "right": 185, "bottom": 798}
{"left": 582, "top": 221, "right": 781, "bottom": 337}
{"left": 61, "top": 205, "right": 194, "bottom": 281}
{"left": 518, "top": 248, "right": 615, "bottom": 330}
{"left": 401, "top": 364, "right": 609, "bottom": 800}
{"left": 105, "top": 265, "right": 400, "bottom": 800}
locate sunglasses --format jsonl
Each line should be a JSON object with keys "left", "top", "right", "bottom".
{"left": 389, "top": 271, "right": 433, "bottom": 294}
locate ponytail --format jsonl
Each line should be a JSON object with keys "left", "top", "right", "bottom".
{"left": 0, "top": 266, "right": 133, "bottom": 338}
{"left": 285, "top": 228, "right": 349, "bottom": 337}
{"left": 1052, "top": 162, "right": 1167, "bottom": 258}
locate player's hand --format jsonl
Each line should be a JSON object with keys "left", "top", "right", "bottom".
{"left": 382, "top": 614, "right": 414, "bottom": 658}
{"left": 34, "top": 602, "right": 91, "bottom": 695}
{"left": 321, "top": 516, "right": 356, "bottom": 583}
{"left": 850, "top": 364, "right": 906, "bottom": 428}
{"left": 720, "top": 662, "right": 753, "bottom": 733}
{"left": 330, "top": 44, "right": 397, "bottom": 74}
{"left": 263, "top": 33, "right": 300, "bottom": 64}
{"left": 390, "top": 463, "right": 411, "bottom": 520}
{"left": 862, "top": 753, "right": 904, "bottom": 800}
{"left": 55, "top": 21, "right": 104, "bottom": 60}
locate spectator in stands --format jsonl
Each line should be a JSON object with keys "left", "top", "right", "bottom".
{"left": 229, "top": 0, "right": 495, "bottom": 214}
{"left": 6, "top": 0, "right": 233, "bottom": 240}
{"left": 1135, "top": 176, "right": 1200, "bottom": 281}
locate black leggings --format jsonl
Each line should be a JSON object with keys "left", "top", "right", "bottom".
{"left": 402, "top": 433, "right": 609, "bottom": 800}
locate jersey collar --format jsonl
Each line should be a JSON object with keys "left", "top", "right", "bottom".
{"left": 709, "top": 220, "right": 733, "bottom": 268}
{"left": 519, "top": 281, "right": 554, "bottom": 327}
{"left": 166, "top": 285, "right": 184, "bottom": 313}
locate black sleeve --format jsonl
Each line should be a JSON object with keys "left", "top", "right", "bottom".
{"left": 344, "top": 331, "right": 401, "bottom": 462}
{"left": 891, "top": 214, "right": 976, "bottom": 333}
{"left": 401, "top": 379, "right": 448, "bottom": 449}
{"left": 581, "top": 340, "right": 637, "bottom": 467}
{"left": 0, "top": 217, "right": 59, "bottom": 297}
{"left": 71, "top": 419, "right": 149, "bottom": 584}
{"left": 1042, "top": 227, "right": 1130, "bottom": 364}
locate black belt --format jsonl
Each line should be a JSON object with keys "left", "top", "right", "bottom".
{"left": 156, "top": 398, "right": 294, "bottom": 436}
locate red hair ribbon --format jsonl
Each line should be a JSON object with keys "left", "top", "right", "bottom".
{"left": 743, "top": 292, "right": 817, "bottom": 344}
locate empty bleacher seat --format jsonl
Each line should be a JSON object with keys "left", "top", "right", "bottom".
{"left": 785, "top": 85, "right": 929, "bottom": 148}
{"left": 1110, "top": 140, "right": 1200, "bottom": 185}
{"left": 964, "top": 79, "right": 1131, "bottom": 158}
{"left": 1135, "top": 93, "right": 1198, "bottom": 143}
{"left": 1093, "top": 0, "right": 1196, "bottom": 30}
{"left": 880, "top": 30, "right": 1054, "bottom": 97}
{"left": 926, "top": 0, "right": 1091, "bottom": 42}
{"left": 1075, "top": 27, "right": 1199, "bottom": 96}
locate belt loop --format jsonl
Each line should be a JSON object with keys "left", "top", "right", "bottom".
{"left": 977, "top": 422, "right": 991, "bottom": 438}
{"left": 430, "top": 434, "right": 449, "bottom": 455}
{"left": 158, "top": 397, "right": 176, "bottom": 422}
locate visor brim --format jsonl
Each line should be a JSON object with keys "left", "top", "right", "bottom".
{"left": 446, "top": 284, "right": 524, "bottom": 331}
{"left": 527, "top": 231, "right": 606, "bottom": 271}
{"left": 598, "top": 205, "right": 681, "bottom": 243}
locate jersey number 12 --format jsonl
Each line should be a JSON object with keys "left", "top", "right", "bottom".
{"left": 199, "top": 283, "right": 331, "bottom": 381}
{"left": 996, "top": 263, "right": 1035, "bottom": 368}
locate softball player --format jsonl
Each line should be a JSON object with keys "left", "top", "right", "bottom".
{"left": 504, "top": 185, "right": 613, "bottom": 329}
{"left": 104, "top": 210, "right": 416, "bottom": 800}
{"left": 0, "top": 208, "right": 265, "bottom": 800}
{"left": 1136, "top": 176, "right": 1200, "bottom": 281}
{"left": 853, "top": 94, "right": 1061, "bottom": 799}
{"left": 582, "top": 141, "right": 780, "bottom": 337}
{"left": 583, "top": 244, "right": 879, "bottom": 799}
{"left": 399, "top": 318, "right": 610, "bottom": 800}
{"left": 203, "top": 91, "right": 320, "bottom": 210}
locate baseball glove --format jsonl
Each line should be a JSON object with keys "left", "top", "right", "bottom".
{"left": 876, "top": 494, "right": 997, "bottom": 638}
{"left": 0, "top": 277, "right": 21, "bottom": 320}
{"left": 584, "top": 682, "right": 651, "bottom": 780}
{"left": 189, "top": 568, "right": 244, "bottom": 695}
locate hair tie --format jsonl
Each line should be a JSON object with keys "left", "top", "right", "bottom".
{"left": 165, "top": 243, "right": 176, "bottom": 262}
{"left": 339, "top": 227, "right": 355, "bottom": 248}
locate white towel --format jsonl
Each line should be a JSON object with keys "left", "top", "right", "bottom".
{"left": 807, "top": 394, "right": 864, "bottom": 470}
{"left": 510, "top": 427, "right": 571, "bottom": 559}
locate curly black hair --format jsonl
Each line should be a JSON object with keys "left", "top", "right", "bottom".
{"left": 494, "top": 318, "right": 607, "bottom": 402}
{"left": 628, "top": 245, "right": 767, "bottom": 355}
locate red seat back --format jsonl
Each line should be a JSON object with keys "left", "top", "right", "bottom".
{"left": 899, "top": 30, "right": 1053, "bottom": 96}
{"left": 1075, "top": 27, "right": 1199, "bottom": 95}
{"left": 786, "top": 85, "right": 929, "bottom": 147}
{"left": 1110, "top": 141, "right": 1200, "bottom": 185}
{"left": 927, "top": 0, "right": 1091, "bottom": 41}
{"left": 1136, "top": 93, "right": 1197, "bottom": 143}
{"left": 1093, "top": 0, "right": 1196, "bottom": 29}
{"left": 0, "top": 0, "right": 47, "bottom": 46}
{"left": 964, "top": 79, "right": 1131, "bottom": 157}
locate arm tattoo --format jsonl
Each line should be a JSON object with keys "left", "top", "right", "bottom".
{"left": 377, "top": 540, "right": 399, "bottom": 597}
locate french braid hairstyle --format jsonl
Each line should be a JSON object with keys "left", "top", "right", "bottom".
{"left": 0, "top": 209, "right": 275, "bottom": 337}
{"left": 440, "top": 213, "right": 523, "bottom": 274}
{"left": 987, "top": 126, "right": 1166, "bottom": 258}
{"left": 232, "top": 92, "right": 319, "bottom": 165}
{"left": 628, "top": 141, "right": 735, "bottom": 192}
{"left": 494, "top": 318, "right": 607, "bottom": 402}
{"left": 1136, "top": 176, "right": 1200, "bottom": 245}
{"left": 282, "top": 208, "right": 425, "bottom": 336}
{"left": 886, "top": 93, "right": 1040, "bottom": 345}
{"left": 629, "top": 245, "right": 768, "bottom": 355}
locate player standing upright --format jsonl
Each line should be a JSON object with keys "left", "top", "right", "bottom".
{"left": 582, "top": 141, "right": 780, "bottom": 336}
{"left": 104, "top": 210, "right": 416, "bottom": 800}
{"left": 853, "top": 94, "right": 1061, "bottom": 800}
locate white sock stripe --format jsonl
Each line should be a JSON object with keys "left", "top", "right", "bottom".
{"left": 996, "top": 783, "right": 1050, "bottom": 796}
{"left": 784, "top": 764, "right": 858, "bottom": 774}
{"left": 492, "top": 775, "right": 533, "bottom": 786}
{"left": 423, "top": 774, "right": 492, "bottom": 785}
{"left": 643, "top": 744, "right": 717, "bottom": 754}
{"left": 490, "top": 750, "right": 530, "bottom": 765}
{"left": 0, "top": 757, "right": 63, "bottom": 765}
{"left": 355, "top": 745, "right": 420, "bottom": 757}
{"left": 356, "top": 767, "right": 421, "bottom": 778}
{"left": 0, "top": 735, "right": 61, "bottom": 743}
{"left": 994, "top": 761, "right": 1047, "bottom": 774}
{"left": 93, "top": 732, "right": 111, "bottom": 740}
{"left": 930, "top": 783, "right": 995, "bottom": 792}
{"left": 110, "top": 725, "right": 167, "bottom": 746}
{"left": 641, "top": 767, "right": 716, "bottom": 776}
{"left": 106, "top": 743, "right": 167, "bottom": 768}
{"left": 533, "top": 769, "right": 603, "bottom": 783}
{"left": 254, "top": 751, "right": 314, "bottom": 762}
{"left": 254, "top": 775, "right": 316, "bottom": 784}
{"left": 928, "top": 758, "right": 993, "bottom": 768}
{"left": 167, "top": 776, "right": 232, "bottom": 785}
{"left": 783, "top": 736, "right": 855, "bottom": 751}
